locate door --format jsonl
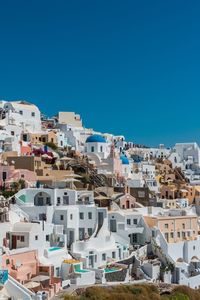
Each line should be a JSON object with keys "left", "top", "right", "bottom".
{"left": 63, "top": 196, "right": 69, "bottom": 205}
{"left": 12, "top": 235, "right": 17, "bottom": 249}
{"left": 110, "top": 219, "right": 117, "bottom": 232}
{"left": 68, "top": 230, "right": 74, "bottom": 246}
{"left": 98, "top": 212, "right": 104, "bottom": 226}
{"left": 89, "top": 255, "right": 94, "bottom": 268}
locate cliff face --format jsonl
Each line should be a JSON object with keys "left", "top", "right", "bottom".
{"left": 61, "top": 284, "right": 200, "bottom": 300}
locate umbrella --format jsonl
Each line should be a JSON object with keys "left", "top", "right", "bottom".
{"left": 98, "top": 162, "right": 109, "bottom": 166}
{"left": 191, "top": 256, "right": 200, "bottom": 262}
{"left": 62, "top": 178, "right": 80, "bottom": 189}
{"left": 60, "top": 157, "right": 72, "bottom": 161}
{"left": 64, "top": 174, "right": 82, "bottom": 178}
{"left": 95, "top": 195, "right": 110, "bottom": 200}
{"left": 88, "top": 160, "right": 96, "bottom": 165}
{"left": 24, "top": 281, "right": 40, "bottom": 288}
{"left": 62, "top": 178, "right": 80, "bottom": 182}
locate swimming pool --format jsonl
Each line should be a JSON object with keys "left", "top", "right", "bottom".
{"left": 48, "top": 247, "right": 61, "bottom": 252}
{"left": 104, "top": 268, "right": 119, "bottom": 273}
{"left": 75, "top": 269, "right": 89, "bottom": 273}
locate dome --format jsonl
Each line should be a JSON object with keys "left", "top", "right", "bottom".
{"left": 86, "top": 134, "right": 106, "bottom": 143}
{"left": 120, "top": 155, "right": 129, "bottom": 165}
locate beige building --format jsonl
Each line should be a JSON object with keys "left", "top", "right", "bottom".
{"left": 29, "top": 131, "right": 58, "bottom": 145}
{"left": 160, "top": 184, "right": 195, "bottom": 203}
{"left": 58, "top": 112, "right": 82, "bottom": 127}
{"left": 145, "top": 214, "right": 198, "bottom": 243}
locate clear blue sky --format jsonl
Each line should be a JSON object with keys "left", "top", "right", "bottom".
{"left": 0, "top": 0, "right": 200, "bottom": 147}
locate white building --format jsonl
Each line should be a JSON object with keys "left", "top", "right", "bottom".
{"left": 0, "top": 100, "right": 42, "bottom": 153}
{"left": 85, "top": 134, "right": 110, "bottom": 159}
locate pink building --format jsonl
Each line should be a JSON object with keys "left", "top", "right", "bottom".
{"left": 0, "top": 165, "right": 36, "bottom": 188}
{"left": 2, "top": 250, "right": 38, "bottom": 283}
{"left": 2, "top": 250, "right": 61, "bottom": 298}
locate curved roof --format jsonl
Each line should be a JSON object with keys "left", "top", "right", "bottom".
{"left": 86, "top": 134, "right": 106, "bottom": 143}
{"left": 120, "top": 155, "right": 129, "bottom": 165}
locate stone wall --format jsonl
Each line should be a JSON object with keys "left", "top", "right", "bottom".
{"left": 105, "top": 268, "right": 127, "bottom": 282}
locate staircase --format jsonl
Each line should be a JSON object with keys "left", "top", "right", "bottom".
{"left": 4, "top": 275, "right": 36, "bottom": 299}
{"left": 10, "top": 204, "right": 30, "bottom": 221}
{"left": 89, "top": 172, "right": 109, "bottom": 187}
{"left": 68, "top": 158, "right": 110, "bottom": 187}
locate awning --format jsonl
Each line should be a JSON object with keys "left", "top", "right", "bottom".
{"left": 24, "top": 281, "right": 40, "bottom": 288}
{"left": 31, "top": 275, "right": 50, "bottom": 282}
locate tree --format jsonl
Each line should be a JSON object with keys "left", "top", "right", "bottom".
{"left": 18, "top": 179, "right": 26, "bottom": 189}
{"left": 10, "top": 181, "right": 20, "bottom": 192}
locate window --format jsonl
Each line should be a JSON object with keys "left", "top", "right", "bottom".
{"left": 20, "top": 236, "right": 24, "bottom": 242}
{"left": 80, "top": 212, "right": 84, "bottom": 220}
{"left": 133, "top": 219, "right": 137, "bottom": 225}
{"left": 60, "top": 215, "right": 64, "bottom": 221}
{"left": 91, "top": 146, "right": 94, "bottom": 152}
{"left": 70, "top": 214, "right": 73, "bottom": 220}
{"left": 56, "top": 267, "right": 60, "bottom": 277}
{"left": 102, "top": 253, "right": 106, "bottom": 261}
{"left": 35, "top": 235, "right": 38, "bottom": 240}
{"left": 164, "top": 224, "right": 169, "bottom": 229}
{"left": 182, "top": 223, "right": 185, "bottom": 229}
{"left": 100, "top": 146, "right": 103, "bottom": 152}
{"left": 170, "top": 232, "right": 174, "bottom": 238}
{"left": 46, "top": 235, "right": 49, "bottom": 241}
{"left": 57, "top": 197, "right": 60, "bottom": 205}
{"left": 46, "top": 197, "right": 51, "bottom": 205}
{"left": 112, "top": 252, "right": 116, "bottom": 259}
{"left": 19, "top": 110, "right": 23, "bottom": 115}
{"left": 88, "top": 212, "right": 92, "bottom": 219}
{"left": 31, "top": 112, "right": 35, "bottom": 117}
{"left": 127, "top": 219, "right": 131, "bottom": 225}
{"left": 164, "top": 233, "right": 169, "bottom": 241}
{"left": 88, "top": 228, "right": 93, "bottom": 236}
{"left": 193, "top": 246, "right": 196, "bottom": 250}
{"left": 11, "top": 131, "right": 14, "bottom": 136}
{"left": 177, "top": 232, "right": 181, "bottom": 238}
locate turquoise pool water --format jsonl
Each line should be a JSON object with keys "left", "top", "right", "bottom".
{"left": 75, "top": 269, "right": 89, "bottom": 273}
{"left": 104, "top": 268, "right": 118, "bottom": 273}
{"left": 48, "top": 247, "right": 61, "bottom": 251}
